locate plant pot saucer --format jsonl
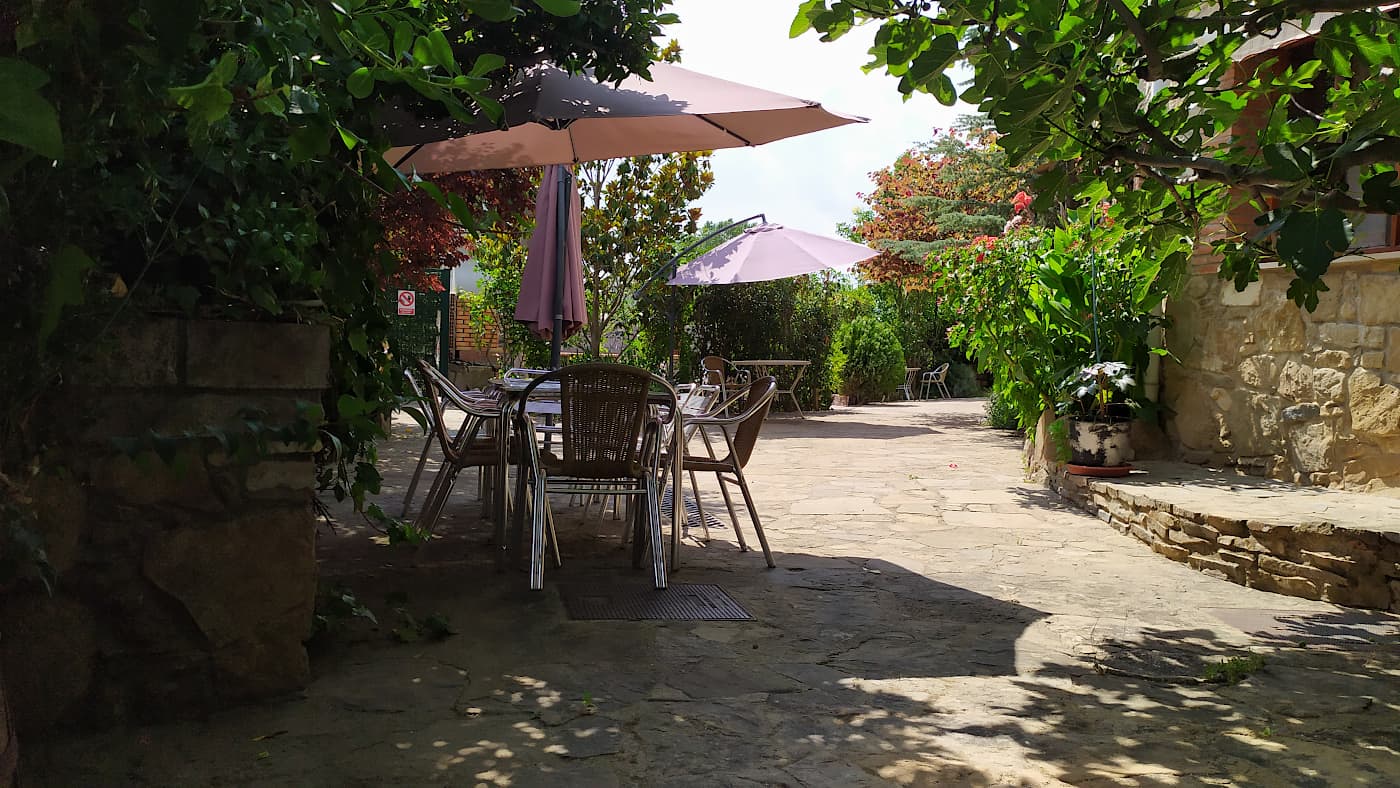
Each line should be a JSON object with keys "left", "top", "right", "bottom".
{"left": 1066, "top": 463, "right": 1134, "bottom": 478}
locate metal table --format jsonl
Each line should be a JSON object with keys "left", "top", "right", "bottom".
{"left": 729, "top": 359, "right": 811, "bottom": 418}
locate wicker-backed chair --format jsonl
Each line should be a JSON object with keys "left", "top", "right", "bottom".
{"left": 679, "top": 376, "right": 778, "bottom": 568}
{"left": 412, "top": 360, "right": 509, "bottom": 536}
{"left": 700, "top": 355, "right": 749, "bottom": 410}
{"left": 511, "top": 363, "right": 677, "bottom": 590}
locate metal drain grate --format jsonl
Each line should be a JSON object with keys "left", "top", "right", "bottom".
{"left": 560, "top": 583, "right": 754, "bottom": 621}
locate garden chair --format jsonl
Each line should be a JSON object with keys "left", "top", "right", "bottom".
{"left": 700, "top": 355, "right": 750, "bottom": 410}
{"left": 675, "top": 376, "right": 778, "bottom": 568}
{"left": 510, "top": 363, "right": 678, "bottom": 590}
{"left": 896, "top": 366, "right": 919, "bottom": 400}
{"left": 920, "top": 363, "right": 951, "bottom": 399}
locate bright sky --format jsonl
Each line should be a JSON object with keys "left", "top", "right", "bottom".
{"left": 669, "top": 1, "right": 973, "bottom": 237}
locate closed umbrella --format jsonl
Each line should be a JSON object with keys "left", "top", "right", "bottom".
{"left": 667, "top": 223, "right": 877, "bottom": 285}
{"left": 516, "top": 165, "right": 586, "bottom": 341}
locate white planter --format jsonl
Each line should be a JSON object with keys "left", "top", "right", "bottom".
{"left": 1069, "top": 418, "right": 1132, "bottom": 467}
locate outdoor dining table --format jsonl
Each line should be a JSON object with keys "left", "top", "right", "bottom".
{"left": 729, "top": 359, "right": 811, "bottom": 418}
{"left": 486, "top": 377, "right": 686, "bottom": 573}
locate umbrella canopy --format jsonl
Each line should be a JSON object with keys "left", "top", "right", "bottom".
{"left": 385, "top": 63, "right": 867, "bottom": 173}
{"left": 668, "top": 223, "right": 878, "bottom": 285}
{"left": 516, "top": 165, "right": 587, "bottom": 341}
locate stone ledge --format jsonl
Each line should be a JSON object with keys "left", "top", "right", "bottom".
{"left": 1048, "top": 461, "right": 1400, "bottom": 612}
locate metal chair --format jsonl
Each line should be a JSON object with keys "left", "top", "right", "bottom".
{"left": 920, "top": 362, "right": 951, "bottom": 399}
{"left": 677, "top": 376, "right": 779, "bottom": 568}
{"left": 411, "top": 360, "right": 505, "bottom": 536}
{"left": 896, "top": 366, "right": 919, "bottom": 400}
{"left": 510, "top": 363, "right": 678, "bottom": 590}
{"left": 700, "top": 355, "right": 750, "bottom": 410}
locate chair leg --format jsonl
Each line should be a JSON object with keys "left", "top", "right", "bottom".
{"left": 647, "top": 476, "right": 667, "bottom": 589}
{"left": 788, "top": 392, "right": 806, "bottom": 419}
{"left": 529, "top": 472, "right": 549, "bottom": 590}
{"left": 714, "top": 470, "right": 749, "bottom": 552}
{"left": 687, "top": 469, "right": 710, "bottom": 541}
{"left": 631, "top": 487, "right": 647, "bottom": 569}
{"left": 401, "top": 435, "right": 436, "bottom": 518}
{"left": 732, "top": 468, "right": 775, "bottom": 568}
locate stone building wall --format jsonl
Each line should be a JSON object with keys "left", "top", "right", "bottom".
{"left": 0, "top": 319, "right": 328, "bottom": 734}
{"left": 1163, "top": 258, "right": 1400, "bottom": 493}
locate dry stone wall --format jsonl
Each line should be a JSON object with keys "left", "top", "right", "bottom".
{"left": 1164, "top": 259, "right": 1400, "bottom": 492}
{"left": 0, "top": 319, "right": 327, "bottom": 734}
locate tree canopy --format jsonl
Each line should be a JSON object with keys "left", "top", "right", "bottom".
{"left": 793, "top": 1, "right": 1400, "bottom": 308}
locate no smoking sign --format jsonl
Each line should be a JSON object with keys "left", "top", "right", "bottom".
{"left": 396, "top": 290, "right": 416, "bottom": 316}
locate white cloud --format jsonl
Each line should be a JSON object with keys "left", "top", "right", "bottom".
{"left": 669, "top": 0, "right": 974, "bottom": 236}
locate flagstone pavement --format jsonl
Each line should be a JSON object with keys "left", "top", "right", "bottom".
{"left": 32, "top": 399, "right": 1400, "bottom": 786}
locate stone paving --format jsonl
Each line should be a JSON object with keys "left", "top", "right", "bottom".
{"left": 31, "top": 400, "right": 1400, "bottom": 786}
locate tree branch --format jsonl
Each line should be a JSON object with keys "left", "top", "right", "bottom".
{"left": 1106, "top": 0, "right": 1164, "bottom": 81}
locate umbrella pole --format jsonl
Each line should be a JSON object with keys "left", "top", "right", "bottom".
{"left": 550, "top": 166, "right": 570, "bottom": 369}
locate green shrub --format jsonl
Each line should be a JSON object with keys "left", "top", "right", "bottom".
{"left": 984, "top": 390, "right": 1020, "bottom": 430}
{"left": 836, "top": 317, "right": 906, "bottom": 404}
{"left": 945, "top": 362, "right": 981, "bottom": 397}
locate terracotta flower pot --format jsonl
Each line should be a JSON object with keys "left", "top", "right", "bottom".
{"left": 1068, "top": 418, "right": 1131, "bottom": 467}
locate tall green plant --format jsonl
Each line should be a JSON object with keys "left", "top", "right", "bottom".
{"left": 834, "top": 316, "right": 906, "bottom": 404}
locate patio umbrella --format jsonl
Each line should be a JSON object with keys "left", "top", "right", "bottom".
{"left": 667, "top": 223, "right": 878, "bottom": 285}
{"left": 516, "top": 164, "right": 586, "bottom": 341}
{"left": 384, "top": 63, "right": 867, "bottom": 173}
{"left": 382, "top": 62, "right": 868, "bottom": 366}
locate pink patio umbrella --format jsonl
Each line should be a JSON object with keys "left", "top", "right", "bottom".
{"left": 516, "top": 164, "right": 586, "bottom": 341}
{"left": 667, "top": 223, "right": 878, "bottom": 285}
{"left": 382, "top": 62, "right": 867, "bottom": 366}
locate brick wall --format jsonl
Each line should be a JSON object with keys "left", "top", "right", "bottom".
{"left": 451, "top": 297, "right": 503, "bottom": 364}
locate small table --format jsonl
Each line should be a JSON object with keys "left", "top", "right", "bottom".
{"left": 730, "top": 360, "right": 811, "bottom": 418}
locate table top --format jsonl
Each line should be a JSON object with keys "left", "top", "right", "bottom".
{"left": 731, "top": 359, "right": 810, "bottom": 367}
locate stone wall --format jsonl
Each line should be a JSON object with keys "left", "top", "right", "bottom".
{"left": 0, "top": 319, "right": 328, "bottom": 734}
{"left": 1164, "top": 258, "right": 1400, "bottom": 492}
{"left": 1050, "top": 467, "right": 1400, "bottom": 612}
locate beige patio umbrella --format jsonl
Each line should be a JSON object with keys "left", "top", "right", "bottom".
{"left": 383, "top": 62, "right": 867, "bottom": 366}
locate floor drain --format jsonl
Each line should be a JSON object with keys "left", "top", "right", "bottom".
{"left": 559, "top": 583, "right": 754, "bottom": 621}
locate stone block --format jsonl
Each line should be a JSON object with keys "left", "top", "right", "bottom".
{"left": 1312, "top": 350, "right": 1353, "bottom": 370}
{"left": 1321, "top": 581, "right": 1393, "bottom": 610}
{"left": 244, "top": 460, "right": 317, "bottom": 496}
{"left": 1356, "top": 274, "right": 1400, "bottom": 325}
{"left": 1177, "top": 519, "right": 1221, "bottom": 542}
{"left": 1252, "top": 572, "right": 1320, "bottom": 599}
{"left": 1280, "top": 403, "right": 1320, "bottom": 423}
{"left": 1189, "top": 554, "right": 1247, "bottom": 584}
{"left": 0, "top": 592, "right": 97, "bottom": 733}
{"left": 1151, "top": 540, "right": 1191, "bottom": 562}
{"left": 1318, "top": 323, "right": 1361, "bottom": 349}
{"left": 81, "top": 319, "right": 181, "bottom": 388}
{"left": 1129, "top": 524, "right": 1154, "bottom": 545}
{"left": 1217, "top": 549, "right": 1258, "bottom": 568}
{"left": 143, "top": 508, "right": 315, "bottom": 695}
{"left": 186, "top": 321, "right": 331, "bottom": 390}
{"left": 1300, "top": 549, "right": 1360, "bottom": 578}
{"left": 1204, "top": 515, "right": 1250, "bottom": 537}
{"left": 1388, "top": 328, "right": 1400, "bottom": 373}
{"left": 1361, "top": 326, "right": 1387, "bottom": 349}
{"left": 1277, "top": 360, "right": 1314, "bottom": 400}
{"left": 1259, "top": 554, "right": 1348, "bottom": 588}
{"left": 1167, "top": 530, "right": 1216, "bottom": 553}
{"left": 1256, "top": 301, "right": 1306, "bottom": 352}
{"left": 1222, "top": 280, "right": 1261, "bottom": 306}
{"left": 1237, "top": 357, "right": 1276, "bottom": 388}
{"left": 1218, "top": 534, "right": 1266, "bottom": 552}
{"left": 1313, "top": 368, "right": 1346, "bottom": 401}
{"left": 89, "top": 450, "right": 226, "bottom": 514}
{"left": 1348, "top": 368, "right": 1400, "bottom": 437}
{"left": 1360, "top": 351, "right": 1384, "bottom": 370}
{"left": 1286, "top": 421, "right": 1336, "bottom": 473}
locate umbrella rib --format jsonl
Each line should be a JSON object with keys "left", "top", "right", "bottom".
{"left": 697, "top": 115, "right": 754, "bottom": 147}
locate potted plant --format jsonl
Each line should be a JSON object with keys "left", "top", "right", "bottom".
{"left": 1060, "top": 361, "right": 1137, "bottom": 473}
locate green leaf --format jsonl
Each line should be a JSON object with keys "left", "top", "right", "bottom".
{"left": 337, "top": 394, "right": 368, "bottom": 419}
{"left": 337, "top": 124, "right": 361, "bottom": 150}
{"left": 1261, "top": 143, "right": 1310, "bottom": 181}
{"left": 0, "top": 58, "right": 63, "bottom": 158}
{"left": 347, "top": 66, "right": 375, "bottom": 99}
{"left": 531, "top": 0, "right": 580, "bottom": 15}
{"left": 1276, "top": 208, "right": 1352, "bottom": 280}
{"left": 466, "top": 0, "right": 519, "bottom": 22}
{"left": 930, "top": 73, "right": 958, "bottom": 106}
{"left": 392, "top": 22, "right": 414, "bottom": 59}
{"left": 468, "top": 53, "right": 506, "bottom": 78}
{"left": 39, "top": 245, "right": 95, "bottom": 346}
{"left": 426, "top": 29, "right": 458, "bottom": 73}
{"left": 289, "top": 124, "right": 330, "bottom": 161}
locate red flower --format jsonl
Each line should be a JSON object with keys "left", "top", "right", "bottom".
{"left": 1012, "top": 191, "right": 1033, "bottom": 214}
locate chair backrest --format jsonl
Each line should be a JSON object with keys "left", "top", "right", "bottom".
{"left": 417, "top": 360, "right": 499, "bottom": 461}
{"left": 903, "top": 367, "right": 919, "bottom": 387}
{"left": 521, "top": 362, "right": 675, "bottom": 479}
{"left": 700, "top": 355, "right": 727, "bottom": 387}
{"left": 931, "top": 362, "right": 950, "bottom": 382}
{"left": 404, "top": 368, "right": 436, "bottom": 432}
{"left": 727, "top": 376, "right": 778, "bottom": 469}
